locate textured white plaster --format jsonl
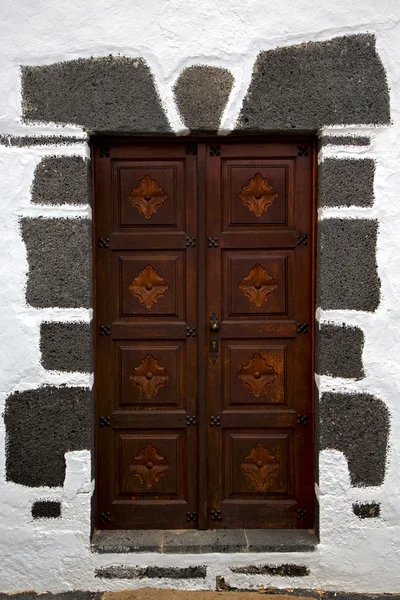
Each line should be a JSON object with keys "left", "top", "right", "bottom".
{"left": 0, "top": 0, "right": 400, "bottom": 594}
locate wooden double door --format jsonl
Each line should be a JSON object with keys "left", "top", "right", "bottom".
{"left": 93, "top": 138, "right": 315, "bottom": 531}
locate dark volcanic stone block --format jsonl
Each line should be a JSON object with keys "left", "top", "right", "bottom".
{"left": 95, "top": 565, "right": 206, "bottom": 579}
{"left": 32, "top": 500, "right": 61, "bottom": 519}
{"left": 32, "top": 156, "right": 91, "bottom": 205}
{"left": 174, "top": 66, "right": 234, "bottom": 131}
{"left": 0, "top": 135, "right": 86, "bottom": 147}
{"left": 321, "top": 136, "right": 370, "bottom": 147}
{"left": 320, "top": 393, "right": 389, "bottom": 486}
{"left": 316, "top": 324, "right": 364, "bottom": 379}
{"left": 353, "top": 502, "right": 381, "bottom": 518}
{"left": 40, "top": 322, "right": 92, "bottom": 373}
{"left": 230, "top": 564, "right": 309, "bottom": 576}
{"left": 237, "top": 34, "right": 390, "bottom": 131}
{"left": 4, "top": 387, "right": 91, "bottom": 487}
{"left": 21, "top": 218, "right": 91, "bottom": 308}
{"left": 22, "top": 56, "right": 170, "bottom": 132}
{"left": 319, "top": 159, "right": 375, "bottom": 207}
{"left": 317, "top": 219, "right": 380, "bottom": 311}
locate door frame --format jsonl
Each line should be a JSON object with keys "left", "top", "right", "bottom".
{"left": 91, "top": 134, "right": 318, "bottom": 532}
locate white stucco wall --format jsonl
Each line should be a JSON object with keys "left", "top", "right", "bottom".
{"left": 1, "top": 0, "right": 400, "bottom": 593}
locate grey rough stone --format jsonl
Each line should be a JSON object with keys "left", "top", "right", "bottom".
{"left": 321, "top": 136, "right": 370, "bottom": 147}
{"left": 317, "top": 219, "right": 380, "bottom": 311}
{"left": 40, "top": 322, "right": 92, "bottom": 373}
{"left": 316, "top": 324, "right": 364, "bottom": 379}
{"left": 0, "top": 135, "right": 86, "bottom": 147}
{"left": 237, "top": 34, "right": 390, "bottom": 131}
{"left": 163, "top": 529, "right": 247, "bottom": 554}
{"left": 92, "top": 530, "right": 163, "bottom": 554}
{"left": 353, "top": 502, "right": 381, "bottom": 519}
{"left": 21, "top": 56, "right": 170, "bottom": 132}
{"left": 174, "top": 66, "right": 234, "bottom": 131}
{"left": 95, "top": 565, "right": 206, "bottom": 579}
{"left": 320, "top": 393, "right": 389, "bottom": 486}
{"left": 230, "top": 564, "right": 309, "bottom": 576}
{"left": 245, "top": 529, "right": 317, "bottom": 553}
{"left": 32, "top": 156, "right": 91, "bottom": 205}
{"left": 4, "top": 386, "right": 91, "bottom": 487}
{"left": 21, "top": 218, "right": 91, "bottom": 308}
{"left": 319, "top": 159, "right": 375, "bottom": 207}
{"left": 31, "top": 500, "right": 61, "bottom": 519}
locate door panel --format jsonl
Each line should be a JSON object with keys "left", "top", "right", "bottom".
{"left": 205, "top": 140, "right": 314, "bottom": 529}
{"left": 94, "top": 142, "right": 198, "bottom": 529}
{"left": 94, "top": 138, "right": 315, "bottom": 531}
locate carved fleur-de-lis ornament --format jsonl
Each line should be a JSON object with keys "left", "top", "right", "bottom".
{"left": 130, "top": 443, "right": 169, "bottom": 488}
{"left": 128, "top": 174, "right": 168, "bottom": 219}
{"left": 239, "top": 264, "right": 278, "bottom": 308}
{"left": 239, "top": 173, "right": 278, "bottom": 217}
{"left": 241, "top": 443, "right": 280, "bottom": 492}
{"left": 130, "top": 354, "right": 170, "bottom": 399}
{"left": 129, "top": 264, "right": 169, "bottom": 309}
{"left": 237, "top": 352, "right": 278, "bottom": 397}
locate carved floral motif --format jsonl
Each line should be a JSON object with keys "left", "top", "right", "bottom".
{"left": 241, "top": 443, "right": 280, "bottom": 492}
{"left": 239, "top": 264, "right": 278, "bottom": 308}
{"left": 129, "top": 264, "right": 169, "bottom": 309}
{"left": 238, "top": 172, "right": 278, "bottom": 217}
{"left": 130, "top": 443, "right": 170, "bottom": 488}
{"left": 130, "top": 354, "right": 170, "bottom": 399}
{"left": 237, "top": 352, "right": 278, "bottom": 397}
{"left": 128, "top": 174, "right": 168, "bottom": 219}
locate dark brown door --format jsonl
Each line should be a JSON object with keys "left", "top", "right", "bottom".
{"left": 93, "top": 138, "right": 315, "bottom": 531}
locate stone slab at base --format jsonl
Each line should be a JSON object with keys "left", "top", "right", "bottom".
{"left": 104, "top": 591, "right": 313, "bottom": 600}
{"left": 92, "top": 529, "right": 317, "bottom": 554}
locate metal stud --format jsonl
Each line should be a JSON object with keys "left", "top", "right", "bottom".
{"left": 210, "top": 509, "right": 222, "bottom": 520}
{"left": 296, "top": 234, "right": 308, "bottom": 246}
{"left": 297, "top": 146, "right": 309, "bottom": 157}
{"left": 185, "top": 143, "right": 197, "bottom": 155}
{"left": 210, "top": 416, "right": 221, "bottom": 426}
{"left": 186, "top": 326, "right": 196, "bottom": 337}
{"left": 99, "top": 325, "right": 111, "bottom": 336}
{"left": 207, "top": 237, "right": 219, "bottom": 248}
{"left": 297, "top": 414, "right": 309, "bottom": 425}
{"left": 100, "top": 416, "right": 111, "bottom": 427}
{"left": 186, "top": 511, "right": 197, "bottom": 522}
{"left": 98, "top": 237, "right": 110, "bottom": 249}
{"left": 297, "top": 323, "right": 308, "bottom": 334}
{"left": 186, "top": 415, "right": 197, "bottom": 426}
{"left": 209, "top": 145, "right": 221, "bottom": 157}
{"left": 99, "top": 147, "right": 110, "bottom": 158}
{"left": 100, "top": 512, "right": 111, "bottom": 523}
{"left": 186, "top": 236, "right": 196, "bottom": 247}
{"left": 297, "top": 508, "right": 308, "bottom": 520}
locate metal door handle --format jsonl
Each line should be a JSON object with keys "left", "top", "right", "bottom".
{"left": 209, "top": 311, "right": 219, "bottom": 363}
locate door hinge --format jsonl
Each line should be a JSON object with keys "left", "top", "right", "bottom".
{"left": 297, "top": 145, "right": 309, "bottom": 157}
{"left": 297, "top": 414, "right": 309, "bottom": 425}
{"left": 210, "top": 509, "right": 222, "bottom": 521}
{"left": 297, "top": 508, "right": 308, "bottom": 520}
{"left": 297, "top": 323, "right": 308, "bottom": 334}
{"left": 210, "top": 415, "right": 221, "bottom": 427}
{"left": 207, "top": 237, "right": 219, "bottom": 247}
{"left": 186, "top": 326, "right": 196, "bottom": 337}
{"left": 98, "top": 237, "right": 110, "bottom": 248}
{"left": 100, "top": 416, "right": 111, "bottom": 427}
{"left": 100, "top": 511, "right": 111, "bottom": 523}
{"left": 186, "top": 511, "right": 197, "bottom": 522}
{"left": 186, "top": 415, "right": 197, "bottom": 426}
{"left": 186, "top": 236, "right": 196, "bottom": 247}
{"left": 209, "top": 145, "right": 221, "bottom": 157}
{"left": 296, "top": 234, "right": 308, "bottom": 246}
{"left": 185, "top": 143, "right": 197, "bottom": 155}
{"left": 99, "top": 325, "right": 111, "bottom": 336}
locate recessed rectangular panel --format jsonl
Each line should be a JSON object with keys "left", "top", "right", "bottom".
{"left": 224, "top": 251, "right": 293, "bottom": 318}
{"left": 224, "top": 431, "right": 291, "bottom": 499}
{"left": 116, "top": 161, "right": 185, "bottom": 228}
{"left": 115, "top": 341, "right": 184, "bottom": 409}
{"left": 117, "top": 431, "right": 186, "bottom": 498}
{"left": 119, "top": 252, "right": 184, "bottom": 318}
{"left": 223, "top": 340, "right": 292, "bottom": 407}
{"left": 222, "top": 160, "right": 294, "bottom": 230}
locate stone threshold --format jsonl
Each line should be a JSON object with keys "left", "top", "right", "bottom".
{"left": 92, "top": 529, "right": 317, "bottom": 554}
